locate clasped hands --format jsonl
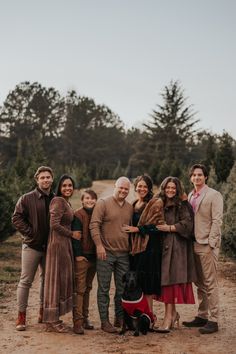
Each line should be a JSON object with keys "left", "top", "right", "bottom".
{"left": 122, "top": 223, "right": 172, "bottom": 233}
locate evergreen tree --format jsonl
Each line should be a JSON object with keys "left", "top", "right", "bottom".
{"left": 221, "top": 162, "right": 236, "bottom": 257}
{"left": 0, "top": 81, "right": 64, "bottom": 166}
{"left": 61, "top": 91, "right": 125, "bottom": 179}
{"left": 0, "top": 188, "right": 14, "bottom": 241}
{"left": 144, "top": 80, "right": 199, "bottom": 183}
{"left": 214, "top": 132, "right": 235, "bottom": 183}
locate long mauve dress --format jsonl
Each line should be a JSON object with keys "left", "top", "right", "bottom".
{"left": 43, "top": 197, "right": 74, "bottom": 323}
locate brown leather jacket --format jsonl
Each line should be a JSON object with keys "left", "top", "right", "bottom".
{"left": 12, "top": 188, "right": 54, "bottom": 251}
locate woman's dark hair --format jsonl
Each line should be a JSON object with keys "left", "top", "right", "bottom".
{"left": 134, "top": 174, "right": 153, "bottom": 202}
{"left": 158, "top": 176, "right": 184, "bottom": 205}
{"left": 81, "top": 189, "right": 97, "bottom": 201}
{"left": 55, "top": 174, "right": 75, "bottom": 196}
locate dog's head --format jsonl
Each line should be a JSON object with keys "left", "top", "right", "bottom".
{"left": 122, "top": 271, "right": 139, "bottom": 290}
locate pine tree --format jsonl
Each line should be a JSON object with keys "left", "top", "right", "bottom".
{"left": 214, "top": 132, "right": 235, "bottom": 183}
{"left": 221, "top": 162, "right": 236, "bottom": 257}
{"left": 144, "top": 80, "right": 199, "bottom": 183}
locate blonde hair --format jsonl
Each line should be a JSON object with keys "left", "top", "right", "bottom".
{"left": 34, "top": 166, "right": 53, "bottom": 179}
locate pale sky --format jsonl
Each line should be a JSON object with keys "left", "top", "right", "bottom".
{"left": 0, "top": 0, "right": 235, "bottom": 138}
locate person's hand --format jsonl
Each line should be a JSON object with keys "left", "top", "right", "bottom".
{"left": 122, "top": 225, "right": 139, "bottom": 233}
{"left": 72, "top": 231, "right": 81, "bottom": 240}
{"left": 96, "top": 245, "right": 107, "bottom": 260}
{"left": 157, "top": 224, "right": 170, "bottom": 232}
{"left": 76, "top": 256, "right": 88, "bottom": 262}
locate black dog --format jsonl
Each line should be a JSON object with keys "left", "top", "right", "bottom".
{"left": 120, "top": 271, "right": 155, "bottom": 336}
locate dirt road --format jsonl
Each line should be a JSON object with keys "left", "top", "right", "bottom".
{"left": 0, "top": 180, "right": 236, "bottom": 354}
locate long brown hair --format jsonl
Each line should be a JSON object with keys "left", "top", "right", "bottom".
{"left": 134, "top": 174, "right": 153, "bottom": 203}
{"left": 158, "top": 176, "right": 184, "bottom": 205}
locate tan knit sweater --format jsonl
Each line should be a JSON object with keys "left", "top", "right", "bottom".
{"left": 89, "top": 196, "right": 133, "bottom": 254}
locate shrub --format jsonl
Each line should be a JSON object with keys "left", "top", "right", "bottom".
{"left": 0, "top": 189, "right": 15, "bottom": 241}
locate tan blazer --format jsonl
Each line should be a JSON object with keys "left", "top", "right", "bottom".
{"left": 188, "top": 186, "right": 223, "bottom": 248}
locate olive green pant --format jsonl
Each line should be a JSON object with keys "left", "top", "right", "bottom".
{"left": 96, "top": 252, "right": 129, "bottom": 322}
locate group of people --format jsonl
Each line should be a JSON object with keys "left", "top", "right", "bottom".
{"left": 12, "top": 163, "right": 223, "bottom": 336}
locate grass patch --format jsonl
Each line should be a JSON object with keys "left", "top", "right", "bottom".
{"left": 0, "top": 267, "right": 21, "bottom": 283}
{"left": 0, "top": 234, "right": 21, "bottom": 287}
{"left": 3, "top": 266, "right": 21, "bottom": 273}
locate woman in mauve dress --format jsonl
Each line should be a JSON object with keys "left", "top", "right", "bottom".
{"left": 43, "top": 174, "right": 80, "bottom": 332}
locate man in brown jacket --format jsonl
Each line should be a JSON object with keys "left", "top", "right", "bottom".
{"left": 12, "top": 166, "right": 54, "bottom": 331}
{"left": 183, "top": 164, "right": 223, "bottom": 334}
{"left": 90, "top": 177, "right": 133, "bottom": 333}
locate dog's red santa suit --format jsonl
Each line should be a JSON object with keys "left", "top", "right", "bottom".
{"left": 121, "top": 293, "right": 155, "bottom": 324}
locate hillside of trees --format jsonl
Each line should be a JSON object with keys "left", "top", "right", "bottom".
{"left": 0, "top": 80, "right": 235, "bottom": 257}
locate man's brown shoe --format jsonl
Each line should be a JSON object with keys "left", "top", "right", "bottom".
{"left": 73, "top": 319, "right": 84, "bottom": 335}
{"left": 182, "top": 316, "right": 208, "bottom": 327}
{"left": 83, "top": 318, "right": 94, "bottom": 330}
{"left": 101, "top": 320, "right": 117, "bottom": 333}
{"left": 16, "top": 311, "right": 26, "bottom": 331}
{"left": 199, "top": 321, "right": 218, "bottom": 334}
{"left": 114, "top": 317, "right": 123, "bottom": 328}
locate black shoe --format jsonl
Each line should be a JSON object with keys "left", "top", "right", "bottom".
{"left": 182, "top": 316, "right": 208, "bottom": 327}
{"left": 83, "top": 319, "right": 94, "bottom": 330}
{"left": 199, "top": 321, "right": 218, "bottom": 334}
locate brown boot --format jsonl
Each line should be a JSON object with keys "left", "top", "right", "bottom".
{"left": 73, "top": 319, "right": 84, "bottom": 335}
{"left": 101, "top": 320, "right": 117, "bottom": 333}
{"left": 83, "top": 318, "right": 94, "bottom": 330}
{"left": 114, "top": 317, "right": 123, "bottom": 328}
{"left": 16, "top": 311, "right": 26, "bottom": 331}
{"left": 38, "top": 307, "right": 43, "bottom": 323}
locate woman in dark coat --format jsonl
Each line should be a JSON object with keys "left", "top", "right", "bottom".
{"left": 123, "top": 175, "right": 164, "bottom": 312}
{"left": 156, "top": 176, "right": 197, "bottom": 333}
{"left": 43, "top": 175, "right": 81, "bottom": 332}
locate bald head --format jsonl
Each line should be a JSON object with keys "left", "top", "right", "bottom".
{"left": 114, "top": 176, "right": 131, "bottom": 202}
{"left": 115, "top": 176, "right": 131, "bottom": 188}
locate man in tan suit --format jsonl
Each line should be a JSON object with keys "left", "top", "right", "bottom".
{"left": 183, "top": 164, "right": 223, "bottom": 334}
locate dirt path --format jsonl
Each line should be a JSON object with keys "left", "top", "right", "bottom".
{"left": 1, "top": 180, "right": 236, "bottom": 354}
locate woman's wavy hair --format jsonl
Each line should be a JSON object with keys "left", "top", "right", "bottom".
{"left": 55, "top": 174, "right": 75, "bottom": 197}
{"left": 134, "top": 174, "right": 153, "bottom": 202}
{"left": 158, "top": 176, "right": 185, "bottom": 205}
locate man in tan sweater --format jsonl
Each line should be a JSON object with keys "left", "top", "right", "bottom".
{"left": 90, "top": 177, "right": 133, "bottom": 333}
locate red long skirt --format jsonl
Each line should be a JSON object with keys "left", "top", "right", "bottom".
{"left": 155, "top": 283, "right": 195, "bottom": 304}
